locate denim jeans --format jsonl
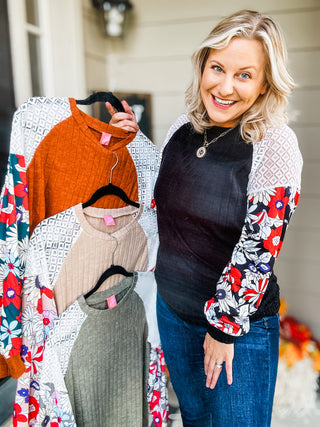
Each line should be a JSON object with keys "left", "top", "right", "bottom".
{"left": 156, "top": 293, "right": 280, "bottom": 427}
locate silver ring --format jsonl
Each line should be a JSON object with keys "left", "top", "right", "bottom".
{"left": 215, "top": 363, "right": 223, "bottom": 369}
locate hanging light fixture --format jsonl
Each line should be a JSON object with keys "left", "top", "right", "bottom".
{"left": 92, "top": 0, "right": 133, "bottom": 38}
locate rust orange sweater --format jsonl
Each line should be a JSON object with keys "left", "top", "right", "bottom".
{"left": 27, "top": 98, "right": 137, "bottom": 235}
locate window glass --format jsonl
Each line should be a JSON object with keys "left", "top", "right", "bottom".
{"left": 25, "top": 0, "right": 39, "bottom": 26}
{"left": 28, "top": 32, "right": 43, "bottom": 96}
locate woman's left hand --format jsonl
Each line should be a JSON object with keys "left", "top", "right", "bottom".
{"left": 203, "top": 333, "right": 234, "bottom": 389}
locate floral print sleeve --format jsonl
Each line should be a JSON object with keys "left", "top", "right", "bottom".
{"left": 14, "top": 233, "right": 76, "bottom": 427}
{"left": 1, "top": 97, "right": 72, "bottom": 379}
{"left": 205, "top": 126, "right": 303, "bottom": 342}
{"left": 0, "top": 153, "right": 29, "bottom": 379}
{"left": 148, "top": 347, "right": 169, "bottom": 426}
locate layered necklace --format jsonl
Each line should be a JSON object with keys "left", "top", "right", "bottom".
{"left": 196, "top": 125, "right": 236, "bottom": 158}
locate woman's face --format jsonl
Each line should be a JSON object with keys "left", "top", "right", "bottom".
{"left": 200, "top": 38, "right": 268, "bottom": 128}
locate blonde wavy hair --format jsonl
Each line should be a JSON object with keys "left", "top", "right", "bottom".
{"left": 185, "top": 10, "right": 295, "bottom": 143}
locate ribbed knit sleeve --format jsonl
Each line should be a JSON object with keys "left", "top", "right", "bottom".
{"left": 204, "top": 126, "right": 303, "bottom": 343}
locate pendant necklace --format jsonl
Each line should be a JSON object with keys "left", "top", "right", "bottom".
{"left": 196, "top": 125, "right": 236, "bottom": 158}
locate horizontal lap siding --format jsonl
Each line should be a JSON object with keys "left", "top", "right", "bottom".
{"left": 82, "top": 4, "right": 108, "bottom": 92}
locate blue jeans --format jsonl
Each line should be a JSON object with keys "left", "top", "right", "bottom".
{"left": 157, "top": 293, "right": 279, "bottom": 427}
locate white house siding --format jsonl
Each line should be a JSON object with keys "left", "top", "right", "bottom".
{"left": 81, "top": 0, "right": 320, "bottom": 337}
{"left": 82, "top": 0, "right": 109, "bottom": 93}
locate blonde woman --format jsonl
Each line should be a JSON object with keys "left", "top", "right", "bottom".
{"left": 107, "top": 10, "right": 302, "bottom": 427}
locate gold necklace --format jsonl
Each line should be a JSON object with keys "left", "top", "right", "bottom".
{"left": 196, "top": 126, "right": 236, "bottom": 158}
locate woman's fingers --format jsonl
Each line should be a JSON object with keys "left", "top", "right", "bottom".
{"left": 105, "top": 100, "right": 139, "bottom": 132}
{"left": 121, "top": 100, "right": 136, "bottom": 119}
{"left": 204, "top": 354, "right": 223, "bottom": 389}
{"left": 203, "top": 333, "right": 234, "bottom": 389}
{"left": 225, "top": 358, "right": 233, "bottom": 385}
{"left": 105, "top": 101, "right": 118, "bottom": 116}
{"left": 112, "top": 119, "right": 139, "bottom": 132}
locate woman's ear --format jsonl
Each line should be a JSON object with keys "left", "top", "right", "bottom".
{"left": 260, "top": 82, "right": 268, "bottom": 96}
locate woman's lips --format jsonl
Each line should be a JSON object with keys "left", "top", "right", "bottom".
{"left": 212, "top": 95, "right": 237, "bottom": 110}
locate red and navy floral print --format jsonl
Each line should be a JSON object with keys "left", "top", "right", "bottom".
{"left": 205, "top": 186, "right": 300, "bottom": 337}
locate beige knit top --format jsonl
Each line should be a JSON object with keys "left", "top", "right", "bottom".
{"left": 53, "top": 203, "right": 148, "bottom": 314}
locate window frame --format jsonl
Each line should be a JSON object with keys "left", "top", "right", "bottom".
{"left": 7, "top": 0, "right": 52, "bottom": 106}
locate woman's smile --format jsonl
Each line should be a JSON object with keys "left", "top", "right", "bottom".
{"left": 212, "top": 95, "right": 237, "bottom": 109}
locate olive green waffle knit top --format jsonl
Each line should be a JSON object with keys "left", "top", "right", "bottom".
{"left": 64, "top": 275, "right": 150, "bottom": 427}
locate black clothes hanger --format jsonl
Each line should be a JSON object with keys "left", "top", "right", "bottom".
{"left": 82, "top": 152, "right": 140, "bottom": 209}
{"left": 84, "top": 265, "right": 133, "bottom": 299}
{"left": 82, "top": 184, "right": 139, "bottom": 209}
{"left": 76, "top": 91, "right": 125, "bottom": 112}
{"left": 84, "top": 236, "right": 133, "bottom": 299}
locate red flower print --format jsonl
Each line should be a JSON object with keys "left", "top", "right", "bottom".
{"left": 9, "top": 337, "right": 22, "bottom": 357}
{"left": 219, "top": 316, "right": 241, "bottom": 335}
{"left": 244, "top": 278, "right": 268, "bottom": 308}
{"left": 0, "top": 194, "right": 17, "bottom": 225}
{"left": 12, "top": 403, "right": 27, "bottom": 427}
{"left": 149, "top": 363, "right": 156, "bottom": 374}
{"left": 24, "top": 352, "right": 32, "bottom": 373}
{"left": 24, "top": 346, "right": 44, "bottom": 375}
{"left": 163, "top": 409, "right": 169, "bottom": 422}
{"left": 32, "top": 346, "right": 44, "bottom": 375}
{"left": 150, "top": 390, "right": 161, "bottom": 410}
{"left": 226, "top": 265, "right": 242, "bottom": 292}
{"left": 3, "top": 272, "right": 21, "bottom": 310}
{"left": 263, "top": 228, "right": 282, "bottom": 256}
{"left": 17, "top": 155, "right": 25, "bottom": 168}
{"left": 268, "top": 188, "right": 289, "bottom": 220}
{"left": 15, "top": 171, "right": 28, "bottom": 209}
{"left": 205, "top": 297, "right": 216, "bottom": 311}
{"left": 28, "top": 396, "right": 39, "bottom": 423}
{"left": 37, "top": 298, "right": 43, "bottom": 314}
{"left": 256, "top": 210, "right": 266, "bottom": 225}
{"left": 41, "top": 287, "right": 53, "bottom": 299}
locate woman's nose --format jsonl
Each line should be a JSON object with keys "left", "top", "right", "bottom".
{"left": 218, "top": 75, "right": 234, "bottom": 97}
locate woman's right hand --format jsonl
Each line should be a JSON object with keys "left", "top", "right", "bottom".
{"left": 106, "top": 100, "right": 139, "bottom": 133}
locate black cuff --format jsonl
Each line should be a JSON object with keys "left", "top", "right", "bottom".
{"left": 207, "top": 324, "right": 236, "bottom": 344}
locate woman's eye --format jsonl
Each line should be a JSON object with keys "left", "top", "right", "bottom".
{"left": 240, "top": 72, "right": 251, "bottom": 79}
{"left": 212, "top": 65, "right": 223, "bottom": 72}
